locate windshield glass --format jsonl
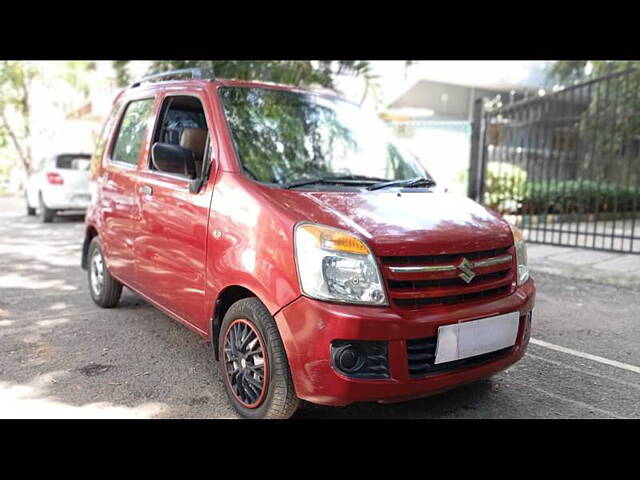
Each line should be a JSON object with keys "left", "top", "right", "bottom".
{"left": 219, "top": 86, "right": 429, "bottom": 186}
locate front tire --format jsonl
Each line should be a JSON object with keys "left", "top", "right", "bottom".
{"left": 218, "top": 297, "right": 299, "bottom": 419}
{"left": 88, "top": 236, "right": 123, "bottom": 308}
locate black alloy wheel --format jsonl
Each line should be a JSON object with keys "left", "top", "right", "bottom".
{"left": 223, "top": 318, "right": 268, "bottom": 408}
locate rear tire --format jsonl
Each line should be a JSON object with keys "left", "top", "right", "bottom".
{"left": 218, "top": 297, "right": 299, "bottom": 419}
{"left": 88, "top": 236, "right": 122, "bottom": 308}
{"left": 26, "top": 193, "right": 36, "bottom": 216}
{"left": 39, "top": 194, "right": 54, "bottom": 223}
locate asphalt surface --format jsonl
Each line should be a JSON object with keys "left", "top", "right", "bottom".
{"left": 0, "top": 196, "right": 638, "bottom": 419}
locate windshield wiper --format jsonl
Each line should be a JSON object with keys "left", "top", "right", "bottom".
{"left": 285, "top": 175, "right": 388, "bottom": 190}
{"left": 367, "top": 176, "right": 437, "bottom": 191}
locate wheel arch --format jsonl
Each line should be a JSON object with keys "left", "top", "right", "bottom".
{"left": 81, "top": 225, "right": 99, "bottom": 270}
{"left": 209, "top": 285, "right": 261, "bottom": 361}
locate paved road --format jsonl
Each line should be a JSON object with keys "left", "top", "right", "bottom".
{"left": 1, "top": 196, "right": 638, "bottom": 418}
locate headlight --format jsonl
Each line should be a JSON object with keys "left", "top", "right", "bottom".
{"left": 509, "top": 223, "right": 529, "bottom": 286}
{"left": 294, "top": 223, "right": 388, "bottom": 306}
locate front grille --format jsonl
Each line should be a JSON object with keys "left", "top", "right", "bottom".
{"left": 388, "top": 269, "right": 510, "bottom": 290}
{"left": 406, "top": 336, "right": 512, "bottom": 377}
{"left": 382, "top": 246, "right": 515, "bottom": 310}
{"left": 393, "top": 285, "right": 511, "bottom": 309}
{"left": 382, "top": 247, "right": 510, "bottom": 266}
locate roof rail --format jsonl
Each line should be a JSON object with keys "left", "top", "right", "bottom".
{"left": 129, "top": 68, "right": 213, "bottom": 88}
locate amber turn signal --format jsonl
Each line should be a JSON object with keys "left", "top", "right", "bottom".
{"left": 297, "top": 224, "right": 370, "bottom": 255}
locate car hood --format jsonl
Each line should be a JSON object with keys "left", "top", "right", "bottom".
{"left": 268, "top": 189, "right": 514, "bottom": 257}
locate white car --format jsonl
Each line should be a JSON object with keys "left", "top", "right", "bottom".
{"left": 25, "top": 153, "right": 92, "bottom": 222}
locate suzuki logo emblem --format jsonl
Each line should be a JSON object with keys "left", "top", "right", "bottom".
{"left": 457, "top": 257, "right": 476, "bottom": 283}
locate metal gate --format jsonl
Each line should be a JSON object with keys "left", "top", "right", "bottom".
{"left": 469, "top": 68, "right": 640, "bottom": 253}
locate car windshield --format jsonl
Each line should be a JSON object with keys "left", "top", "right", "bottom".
{"left": 219, "top": 86, "right": 430, "bottom": 187}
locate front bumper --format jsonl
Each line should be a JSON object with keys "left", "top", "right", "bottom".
{"left": 274, "top": 279, "right": 535, "bottom": 406}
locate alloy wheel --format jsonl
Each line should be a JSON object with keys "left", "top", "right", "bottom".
{"left": 223, "top": 319, "right": 268, "bottom": 408}
{"left": 90, "top": 250, "right": 105, "bottom": 297}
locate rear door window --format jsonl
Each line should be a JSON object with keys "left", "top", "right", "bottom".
{"left": 111, "top": 98, "right": 155, "bottom": 166}
{"left": 55, "top": 155, "right": 91, "bottom": 170}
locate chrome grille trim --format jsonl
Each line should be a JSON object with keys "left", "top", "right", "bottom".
{"left": 388, "top": 254, "right": 513, "bottom": 273}
{"left": 472, "top": 254, "right": 513, "bottom": 268}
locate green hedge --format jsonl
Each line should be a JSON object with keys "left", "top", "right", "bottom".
{"left": 484, "top": 162, "right": 527, "bottom": 213}
{"left": 521, "top": 180, "right": 639, "bottom": 214}
{"left": 483, "top": 162, "right": 639, "bottom": 214}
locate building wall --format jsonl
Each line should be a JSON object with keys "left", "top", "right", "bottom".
{"left": 390, "top": 80, "right": 513, "bottom": 120}
{"left": 389, "top": 120, "right": 471, "bottom": 196}
{"left": 391, "top": 81, "right": 471, "bottom": 119}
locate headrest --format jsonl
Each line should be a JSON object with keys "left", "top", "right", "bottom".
{"left": 180, "top": 128, "right": 207, "bottom": 160}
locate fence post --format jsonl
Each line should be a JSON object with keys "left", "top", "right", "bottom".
{"left": 468, "top": 98, "right": 486, "bottom": 202}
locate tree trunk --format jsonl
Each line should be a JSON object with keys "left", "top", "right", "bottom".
{"left": 0, "top": 109, "right": 32, "bottom": 175}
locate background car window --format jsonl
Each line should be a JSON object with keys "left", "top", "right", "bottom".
{"left": 111, "top": 98, "right": 154, "bottom": 166}
{"left": 55, "top": 154, "right": 91, "bottom": 170}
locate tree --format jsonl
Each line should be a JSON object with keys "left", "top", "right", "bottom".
{"left": 547, "top": 60, "right": 589, "bottom": 84}
{"left": 63, "top": 61, "right": 97, "bottom": 98}
{"left": 112, "top": 60, "right": 380, "bottom": 103}
{"left": 112, "top": 60, "right": 130, "bottom": 89}
{"left": 546, "top": 60, "right": 640, "bottom": 184}
{"left": 547, "top": 60, "right": 640, "bottom": 85}
{"left": 0, "top": 61, "right": 37, "bottom": 175}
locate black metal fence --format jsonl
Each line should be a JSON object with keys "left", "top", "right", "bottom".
{"left": 469, "top": 68, "right": 640, "bottom": 253}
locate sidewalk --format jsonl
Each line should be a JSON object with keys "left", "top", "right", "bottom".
{"left": 528, "top": 243, "right": 640, "bottom": 289}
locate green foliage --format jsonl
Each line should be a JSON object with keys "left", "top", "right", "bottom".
{"left": 547, "top": 61, "right": 589, "bottom": 84}
{"left": 542, "top": 61, "right": 640, "bottom": 204}
{"left": 151, "top": 60, "right": 372, "bottom": 88}
{"left": 1, "top": 61, "right": 98, "bottom": 176}
{"left": 484, "top": 162, "right": 528, "bottom": 212}
{"left": 63, "top": 61, "right": 96, "bottom": 98}
{"left": 0, "top": 61, "right": 37, "bottom": 173}
{"left": 578, "top": 66, "right": 640, "bottom": 164}
{"left": 111, "top": 60, "right": 379, "bottom": 97}
{"left": 486, "top": 169, "right": 638, "bottom": 215}
{"left": 548, "top": 60, "right": 640, "bottom": 85}
{"left": 112, "top": 60, "right": 130, "bottom": 88}
{"left": 521, "top": 180, "right": 639, "bottom": 215}
{"left": 0, "top": 61, "right": 36, "bottom": 117}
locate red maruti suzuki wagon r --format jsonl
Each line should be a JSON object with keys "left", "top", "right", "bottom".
{"left": 81, "top": 69, "right": 535, "bottom": 418}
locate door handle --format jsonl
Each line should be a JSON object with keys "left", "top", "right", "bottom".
{"left": 100, "top": 172, "right": 113, "bottom": 186}
{"left": 141, "top": 185, "right": 153, "bottom": 196}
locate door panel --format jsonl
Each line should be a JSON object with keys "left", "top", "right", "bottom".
{"left": 133, "top": 90, "right": 216, "bottom": 330}
{"left": 100, "top": 164, "right": 139, "bottom": 286}
{"left": 99, "top": 97, "right": 156, "bottom": 288}
{"left": 135, "top": 171, "right": 211, "bottom": 325}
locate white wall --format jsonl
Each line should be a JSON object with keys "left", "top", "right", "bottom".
{"left": 390, "top": 121, "right": 471, "bottom": 196}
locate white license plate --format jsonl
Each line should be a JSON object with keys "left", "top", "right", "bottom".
{"left": 434, "top": 312, "right": 520, "bottom": 364}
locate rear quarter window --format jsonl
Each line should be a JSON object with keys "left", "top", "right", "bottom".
{"left": 91, "top": 102, "right": 122, "bottom": 176}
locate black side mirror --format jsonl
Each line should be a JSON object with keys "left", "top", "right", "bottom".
{"left": 151, "top": 142, "right": 197, "bottom": 179}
